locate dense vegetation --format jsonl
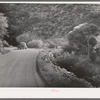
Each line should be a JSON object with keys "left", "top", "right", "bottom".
{"left": 0, "top": 4, "right": 100, "bottom": 45}
{"left": 0, "top": 12, "right": 8, "bottom": 40}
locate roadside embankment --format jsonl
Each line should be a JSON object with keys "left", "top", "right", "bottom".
{"left": 36, "top": 50, "right": 92, "bottom": 87}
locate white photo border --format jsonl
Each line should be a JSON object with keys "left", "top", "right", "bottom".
{"left": 0, "top": 1, "right": 100, "bottom": 98}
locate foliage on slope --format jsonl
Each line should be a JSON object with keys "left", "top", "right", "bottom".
{"left": 37, "top": 51, "right": 92, "bottom": 87}
{"left": 0, "top": 4, "right": 99, "bottom": 43}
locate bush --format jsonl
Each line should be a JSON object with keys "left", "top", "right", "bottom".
{"left": 74, "top": 59, "right": 100, "bottom": 78}
{"left": 62, "top": 44, "right": 79, "bottom": 54}
{"left": 3, "top": 40, "right": 9, "bottom": 47}
{"left": 16, "top": 33, "right": 30, "bottom": 44}
{"left": 48, "top": 42, "right": 57, "bottom": 48}
{"left": 27, "top": 39, "right": 44, "bottom": 48}
{"left": 45, "top": 40, "right": 57, "bottom": 48}
{"left": 48, "top": 44, "right": 56, "bottom": 48}
{"left": 51, "top": 38, "right": 69, "bottom": 46}
{"left": 95, "top": 57, "right": 100, "bottom": 64}
{"left": 88, "top": 75, "right": 100, "bottom": 87}
{"left": 54, "top": 52, "right": 79, "bottom": 71}
{"left": 17, "top": 42, "right": 27, "bottom": 49}
{"left": 54, "top": 51, "right": 100, "bottom": 80}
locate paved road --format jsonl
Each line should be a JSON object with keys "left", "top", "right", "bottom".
{"left": 0, "top": 48, "right": 46, "bottom": 87}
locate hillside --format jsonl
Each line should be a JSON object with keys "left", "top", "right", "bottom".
{"left": 1, "top": 4, "right": 100, "bottom": 45}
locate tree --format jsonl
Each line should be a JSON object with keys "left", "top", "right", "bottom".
{"left": 67, "top": 23, "right": 99, "bottom": 59}
{"left": 0, "top": 13, "right": 8, "bottom": 39}
{"left": 0, "top": 4, "right": 99, "bottom": 46}
{"left": 16, "top": 33, "right": 31, "bottom": 44}
{"left": 0, "top": 4, "right": 92, "bottom": 41}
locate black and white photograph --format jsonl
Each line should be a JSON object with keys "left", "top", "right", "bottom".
{"left": 1, "top": 2, "right": 100, "bottom": 88}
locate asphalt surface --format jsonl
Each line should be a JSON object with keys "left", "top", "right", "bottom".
{"left": 0, "top": 48, "right": 46, "bottom": 87}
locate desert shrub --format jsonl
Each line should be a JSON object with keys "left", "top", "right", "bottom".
{"left": 3, "top": 40, "right": 9, "bottom": 47}
{"left": 27, "top": 39, "right": 44, "bottom": 48}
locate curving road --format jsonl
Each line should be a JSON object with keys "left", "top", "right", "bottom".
{"left": 0, "top": 48, "right": 46, "bottom": 87}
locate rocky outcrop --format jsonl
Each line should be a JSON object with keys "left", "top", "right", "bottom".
{"left": 36, "top": 51, "right": 92, "bottom": 87}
